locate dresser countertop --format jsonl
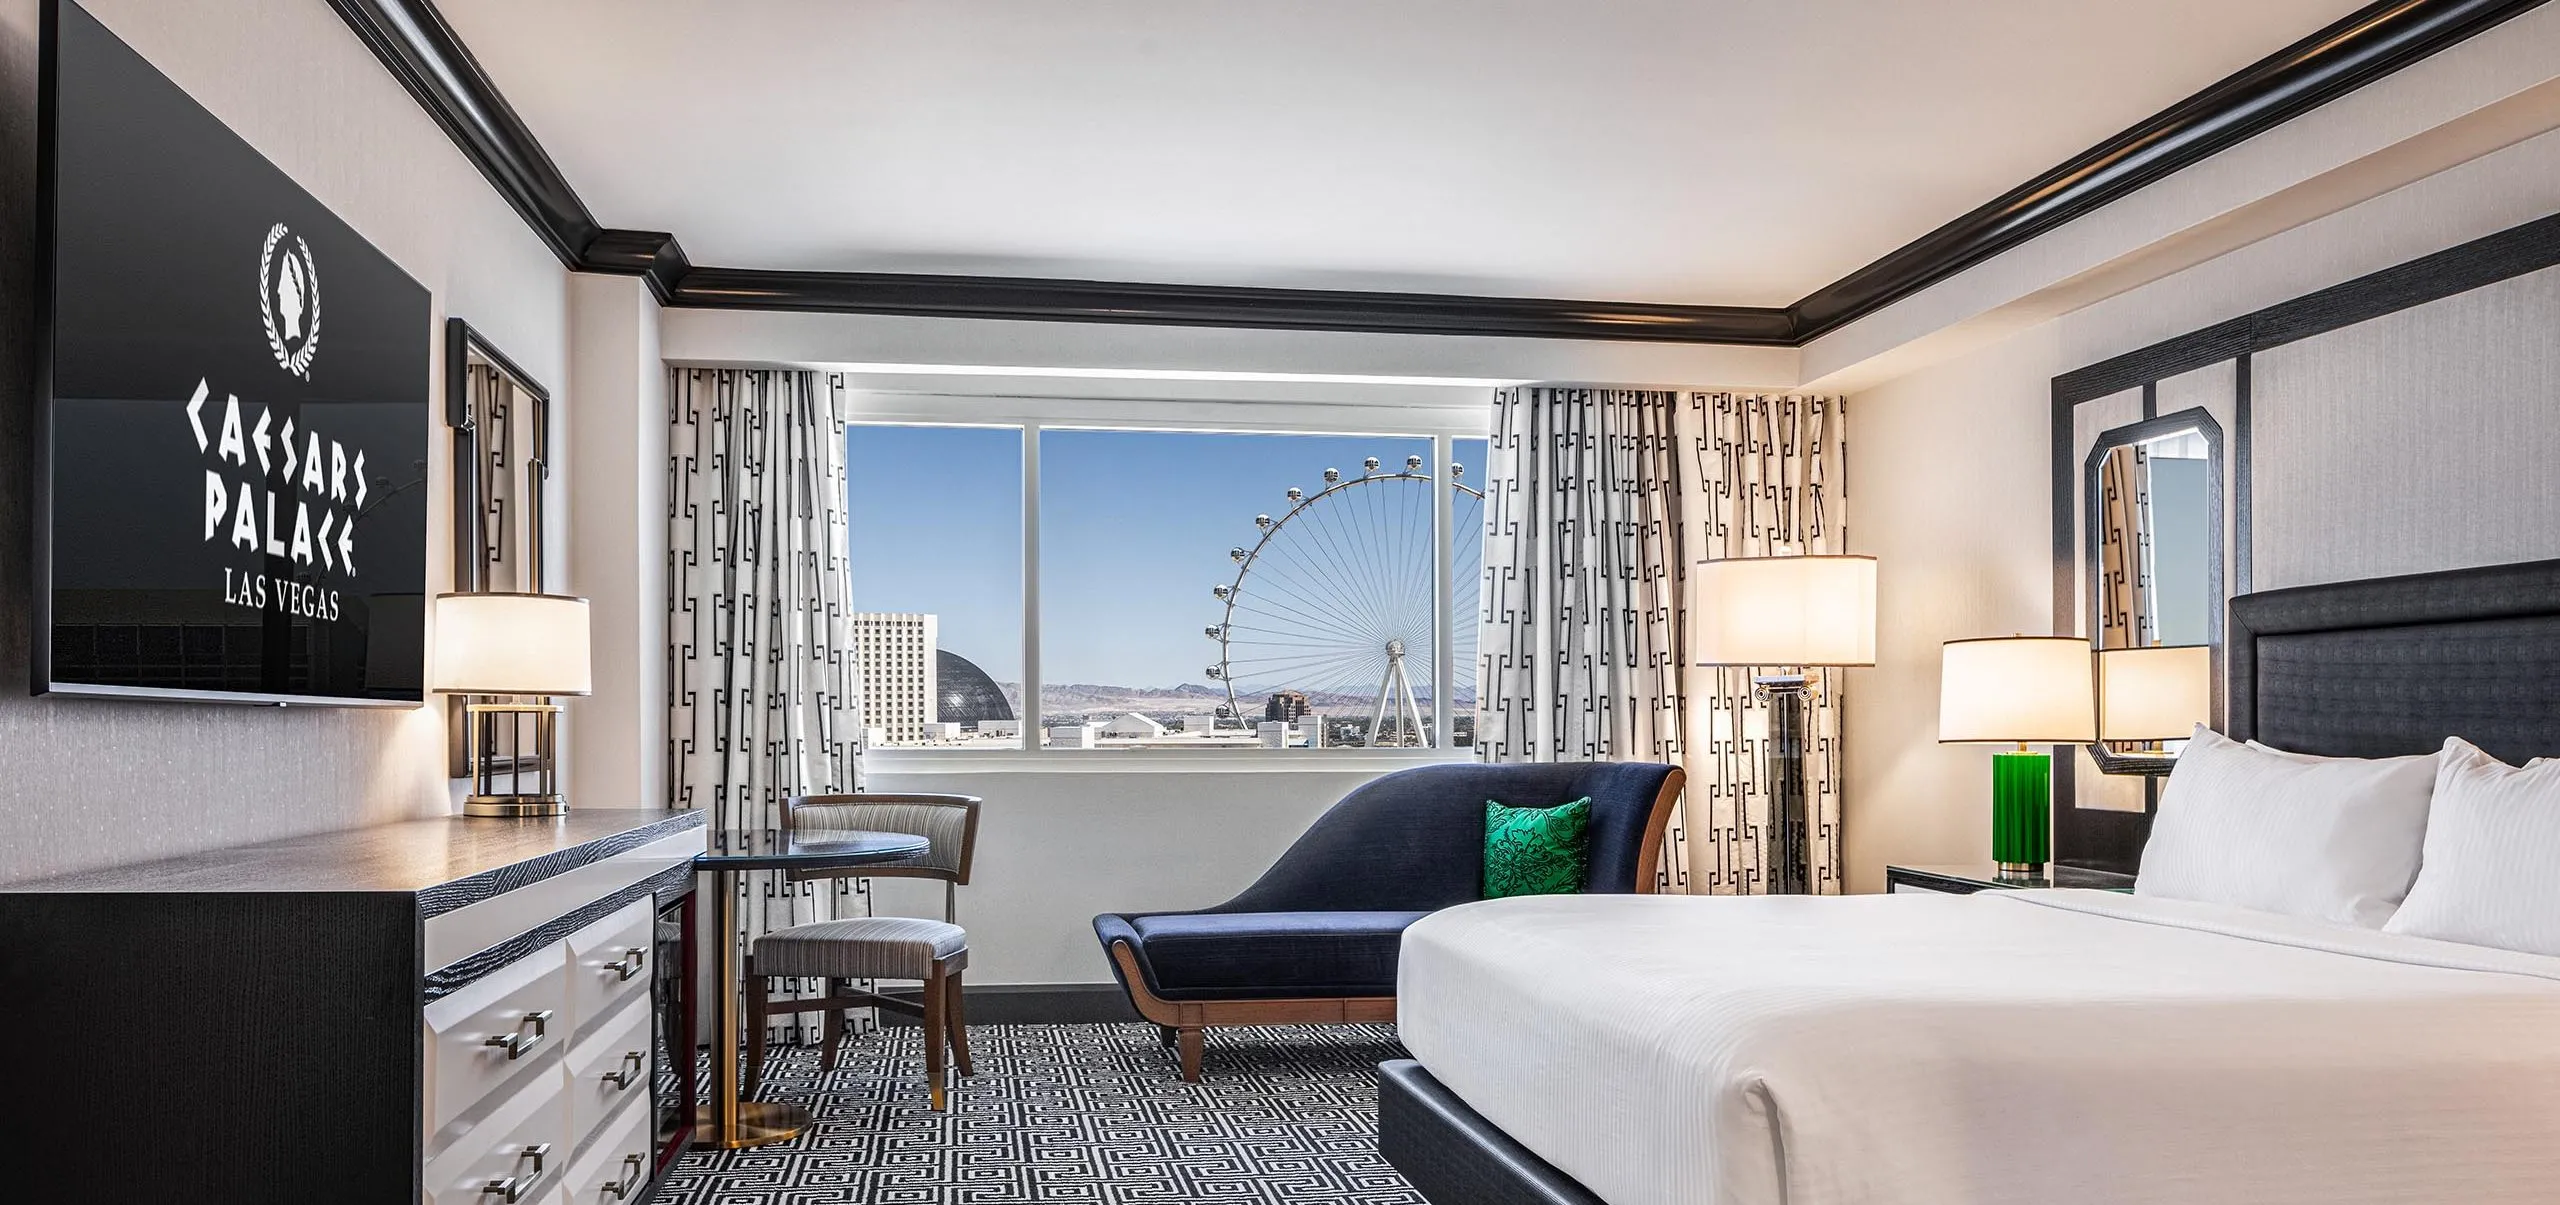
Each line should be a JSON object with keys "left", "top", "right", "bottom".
{"left": 0, "top": 809, "right": 703, "bottom": 902}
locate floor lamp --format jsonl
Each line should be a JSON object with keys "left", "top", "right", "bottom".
{"left": 1696, "top": 554, "right": 1877, "bottom": 895}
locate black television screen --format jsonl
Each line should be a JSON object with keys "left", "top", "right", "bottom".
{"left": 36, "top": 0, "right": 431, "bottom": 705}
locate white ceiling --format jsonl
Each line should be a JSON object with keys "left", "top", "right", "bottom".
{"left": 440, "top": 0, "right": 2371, "bottom": 307}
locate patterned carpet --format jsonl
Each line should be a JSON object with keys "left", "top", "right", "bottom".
{"left": 659, "top": 1023, "right": 1425, "bottom": 1204}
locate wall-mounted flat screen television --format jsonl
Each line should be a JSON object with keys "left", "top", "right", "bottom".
{"left": 35, "top": 0, "right": 432, "bottom": 705}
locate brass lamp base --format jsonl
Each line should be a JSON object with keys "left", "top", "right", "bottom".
{"left": 463, "top": 795, "right": 568, "bottom": 818}
{"left": 693, "top": 1100, "right": 810, "bottom": 1149}
{"left": 459, "top": 700, "right": 566, "bottom": 819}
{"left": 1996, "top": 861, "right": 2045, "bottom": 879}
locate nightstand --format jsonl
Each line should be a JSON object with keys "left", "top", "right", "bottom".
{"left": 1885, "top": 862, "right": 2135, "bottom": 895}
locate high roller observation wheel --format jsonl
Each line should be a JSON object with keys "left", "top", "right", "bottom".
{"left": 1204, "top": 454, "right": 1484, "bottom": 747}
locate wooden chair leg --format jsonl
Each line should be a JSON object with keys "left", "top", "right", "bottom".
{"left": 921, "top": 968, "right": 949, "bottom": 1111}
{"left": 1177, "top": 1026, "right": 1203, "bottom": 1083}
{"left": 820, "top": 980, "right": 844, "bottom": 1072}
{"left": 945, "top": 967, "right": 974, "bottom": 1077}
{"left": 744, "top": 957, "right": 768, "bottom": 1100}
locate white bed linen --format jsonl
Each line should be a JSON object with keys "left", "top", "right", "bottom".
{"left": 1397, "top": 890, "right": 2560, "bottom": 1205}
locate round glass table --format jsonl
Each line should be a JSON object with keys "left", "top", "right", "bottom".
{"left": 693, "top": 829, "right": 930, "bottom": 1149}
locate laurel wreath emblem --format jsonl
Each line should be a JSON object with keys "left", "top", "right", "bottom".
{"left": 259, "top": 222, "right": 320, "bottom": 380}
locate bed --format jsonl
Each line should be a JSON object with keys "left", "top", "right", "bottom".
{"left": 1377, "top": 557, "right": 2560, "bottom": 1205}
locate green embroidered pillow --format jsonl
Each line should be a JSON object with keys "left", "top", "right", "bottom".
{"left": 1483, "top": 797, "right": 1591, "bottom": 899}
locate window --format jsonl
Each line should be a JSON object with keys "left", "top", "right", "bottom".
{"left": 845, "top": 418, "right": 1483, "bottom": 756}
{"left": 845, "top": 424, "right": 1024, "bottom": 748}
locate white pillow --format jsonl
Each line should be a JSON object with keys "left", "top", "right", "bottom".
{"left": 2137, "top": 726, "right": 2437, "bottom": 927}
{"left": 2383, "top": 739, "right": 2560, "bottom": 955}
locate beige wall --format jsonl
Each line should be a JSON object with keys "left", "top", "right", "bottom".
{"left": 859, "top": 765, "right": 1407, "bottom": 984}
{"left": 1843, "top": 122, "right": 2560, "bottom": 893}
{"left": 562, "top": 275, "right": 665, "bottom": 809}
{"left": 0, "top": 0, "right": 570, "bottom": 881}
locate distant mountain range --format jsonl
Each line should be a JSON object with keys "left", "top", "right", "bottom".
{"left": 997, "top": 681, "right": 1473, "bottom": 721}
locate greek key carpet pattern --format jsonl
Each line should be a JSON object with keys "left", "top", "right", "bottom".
{"left": 659, "top": 1023, "right": 1424, "bottom": 1204}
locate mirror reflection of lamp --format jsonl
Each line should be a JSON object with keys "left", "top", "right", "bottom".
{"left": 2097, "top": 644, "right": 2213, "bottom": 765}
{"left": 1695, "top": 554, "right": 1877, "bottom": 894}
{"left": 432, "top": 593, "right": 591, "bottom": 818}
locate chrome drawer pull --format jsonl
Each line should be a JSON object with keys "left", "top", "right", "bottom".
{"left": 483, "top": 1009, "right": 555, "bottom": 1060}
{"left": 601, "top": 1049, "right": 646, "bottom": 1090}
{"left": 609, "top": 946, "right": 648, "bottom": 981}
{"left": 599, "top": 1153, "right": 647, "bottom": 1201}
{"left": 479, "top": 1143, "right": 552, "bottom": 1202}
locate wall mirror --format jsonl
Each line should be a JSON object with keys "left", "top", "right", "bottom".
{"left": 444, "top": 318, "right": 552, "bottom": 778}
{"left": 2082, "top": 409, "right": 2222, "bottom": 776}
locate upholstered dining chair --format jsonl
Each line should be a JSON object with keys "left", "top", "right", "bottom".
{"left": 744, "top": 792, "right": 982, "bottom": 1111}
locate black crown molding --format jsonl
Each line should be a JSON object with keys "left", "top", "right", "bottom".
{"left": 663, "top": 266, "right": 1799, "bottom": 343}
{"left": 1784, "top": 0, "right": 2549, "bottom": 342}
{"left": 327, "top": 0, "right": 2544, "bottom": 346}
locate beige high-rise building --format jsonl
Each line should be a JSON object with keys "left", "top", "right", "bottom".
{"left": 853, "top": 612, "right": 938, "bottom": 744}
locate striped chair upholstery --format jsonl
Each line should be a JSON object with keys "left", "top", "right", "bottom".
{"left": 753, "top": 916, "right": 968, "bottom": 980}
{"left": 786, "top": 795, "right": 978, "bottom": 921}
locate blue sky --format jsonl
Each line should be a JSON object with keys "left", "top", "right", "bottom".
{"left": 847, "top": 425, "right": 1483, "bottom": 690}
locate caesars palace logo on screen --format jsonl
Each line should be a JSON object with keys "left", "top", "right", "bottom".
{"left": 188, "top": 222, "right": 366, "bottom": 622}
{"left": 261, "top": 222, "right": 319, "bottom": 378}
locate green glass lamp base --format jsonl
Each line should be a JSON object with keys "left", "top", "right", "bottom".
{"left": 1990, "top": 750, "right": 2052, "bottom": 871}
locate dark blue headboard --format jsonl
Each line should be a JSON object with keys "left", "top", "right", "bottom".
{"left": 2228, "top": 557, "right": 2560, "bottom": 766}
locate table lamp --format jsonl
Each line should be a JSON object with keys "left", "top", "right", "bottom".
{"left": 433, "top": 592, "right": 592, "bottom": 817}
{"left": 1696, "top": 554, "right": 1877, "bottom": 894}
{"left": 1938, "top": 636, "right": 2096, "bottom": 877}
{"left": 2098, "top": 644, "right": 2212, "bottom": 769}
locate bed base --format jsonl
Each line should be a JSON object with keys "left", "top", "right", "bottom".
{"left": 1377, "top": 1059, "right": 1606, "bottom": 1205}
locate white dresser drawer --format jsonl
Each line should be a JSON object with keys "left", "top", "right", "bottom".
{"left": 426, "top": 938, "right": 571, "bottom": 1141}
{"left": 426, "top": 827, "right": 705, "bottom": 975}
{"left": 423, "top": 1069, "right": 566, "bottom": 1205}
{"left": 563, "top": 992, "right": 654, "bottom": 1153}
{"left": 566, "top": 897, "right": 656, "bottom": 1037}
{"left": 559, "top": 1093, "right": 655, "bottom": 1205}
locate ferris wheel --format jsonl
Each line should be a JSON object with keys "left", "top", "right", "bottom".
{"left": 1205, "top": 455, "right": 1483, "bottom": 747}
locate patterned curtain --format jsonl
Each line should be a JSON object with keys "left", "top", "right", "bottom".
{"left": 1478, "top": 388, "right": 1850, "bottom": 895}
{"left": 668, "top": 367, "right": 870, "bottom": 1040}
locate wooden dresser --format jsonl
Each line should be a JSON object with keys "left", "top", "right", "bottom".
{"left": 0, "top": 809, "right": 705, "bottom": 1205}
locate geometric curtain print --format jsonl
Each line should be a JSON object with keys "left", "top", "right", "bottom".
{"left": 1477, "top": 388, "right": 1849, "bottom": 895}
{"left": 2095, "top": 443, "right": 2150, "bottom": 648}
{"left": 659, "top": 1023, "right": 1421, "bottom": 1205}
{"left": 669, "top": 367, "right": 872, "bottom": 1039}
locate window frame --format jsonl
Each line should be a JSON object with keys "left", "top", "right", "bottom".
{"left": 844, "top": 393, "right": 1489, "bottom": 773}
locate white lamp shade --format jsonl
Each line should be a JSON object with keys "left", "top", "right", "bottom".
{"left": 2098, "top": 644, "right": 2212, "bottom": 741}
{"left": 1695, "top": 555, "right": 1877, "bottom": 667}
{"left": 432, "top": 593, "right": 592, "bottom": 696}
{"left": 1938, "top": 636, "right": 2097, "bottom": 744}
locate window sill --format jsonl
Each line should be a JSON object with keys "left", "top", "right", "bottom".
{"left": 861, "top": 748, "right": 1474, "bottom": 775}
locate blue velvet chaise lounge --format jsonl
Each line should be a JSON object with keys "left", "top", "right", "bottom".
{"left": 1093, "top": 761, "right": 1684, "bottom": 1079}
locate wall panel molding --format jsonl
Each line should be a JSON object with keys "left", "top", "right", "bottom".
{"left": 2045, "top": 205, "right": 2560, "bottom": 874}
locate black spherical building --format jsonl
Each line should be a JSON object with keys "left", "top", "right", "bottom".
{"left": 936, "top": 650, "right": 1015, "bottom": 726}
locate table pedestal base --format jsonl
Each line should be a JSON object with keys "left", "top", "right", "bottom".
{"left": 692, "top": 1100, "right": 810, "bottom": 1149}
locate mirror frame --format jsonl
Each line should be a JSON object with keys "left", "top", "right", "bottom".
{"left": 2081, "top": 406, "right": 2224, "bottom": 776}
{"left": 443, "top": 317, "right": 552, "bottom": 778}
